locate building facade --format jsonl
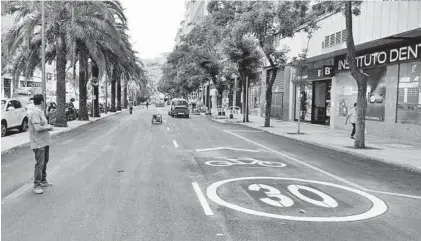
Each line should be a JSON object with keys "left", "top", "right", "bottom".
{"left": 272, "top": 1, "right": 421, "bottom": 142}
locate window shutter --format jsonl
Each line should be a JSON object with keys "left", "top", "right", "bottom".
{"left": 342, "top": 30, "right": 347, "bottom": 43}
{"left": 335, "top": 31, "right": 341, "bottom": 45}
{"left": 330, "top": 34, "right": 335, "bottom": 46}
{"left": 325, "top": 36, "right": 330, "bottom": 48}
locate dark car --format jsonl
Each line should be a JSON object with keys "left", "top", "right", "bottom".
{"left": 168, "top": 98, "right": 189, "bottom": 118}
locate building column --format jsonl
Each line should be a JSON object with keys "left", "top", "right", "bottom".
{"left": 330, "top": 76, "right": 337, "bottom": 130}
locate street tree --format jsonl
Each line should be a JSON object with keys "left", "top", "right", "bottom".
{"left": 222, "top": 34, "right": 262, "bottom": 122}
{"left": 184, "top": 17, "right": 228, "bottom": 108}
{"left": 234, "top": 1, "right": 312, "bottom": 127}
{"left": 312, "top": 1, "right": 366, "bottom": 148}
{"left": 290, "top": 35, "right": 312, "bottom": 134}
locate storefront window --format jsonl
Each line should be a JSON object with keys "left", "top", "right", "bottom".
{"left": 362, "top": 66, "right": 388, "bottom": 121}
{"left": 397, "top": 61, "right": 421, "bottom": 125}
{"left": 336, "top": 65, "right": 395, "bottom": 122}
{"left": 295, "top": 84, "right": 312, "bottom": 121}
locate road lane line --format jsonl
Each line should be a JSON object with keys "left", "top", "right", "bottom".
{"left": 173, "top": 140, "right": 179, "bottom": 148}
{"left": 223, "top": 130, "right": 369, "bottom": 191}
{"left": 196, "top": 147, "right": 260, "bottom": 152}
{"left": 229, "top": 130, "right": 264, "bottom": 132}
{"left": 192, "top": 182, "right": 214, "bottom": 216}
{"left": 367, "top": 190, "right": 421, "bottom": 200}
{"left": 2, "top": 183, "right": 32, "bottom": 203}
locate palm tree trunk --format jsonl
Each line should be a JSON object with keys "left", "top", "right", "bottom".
{"left": 123, "top": 80, "right": 128, "bottom": 109}
{"left": 91, "top": 63, "right": 100, "bottom": 117}
{"left": 117, "top": 75, "right": 122, "bottom": 111}
{"left": 55, "top": 33, "right": 68, "bottom": 127}
{"left": 78, "top": 49, "right": 89, "bottom": 120}
{"left": 111, "top": 69, "right": 116, "bottom": 112}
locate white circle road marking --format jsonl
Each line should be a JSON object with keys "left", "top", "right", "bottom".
{"left": 206, "top": 177, "right": 388, "bottom": 222}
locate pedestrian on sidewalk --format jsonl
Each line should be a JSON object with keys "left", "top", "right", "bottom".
{"left": 146, "top": 101, "right": 149, "bottom": 109}
{"left": 28, "top": 94, "right": 54, "bottom": 194}
{"left": 345, "top": 103, "right": 357, "bottom": 139}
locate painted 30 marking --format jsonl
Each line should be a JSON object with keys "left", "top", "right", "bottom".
{"left": 248, "top": 184, "right": 338, "bottom": 208}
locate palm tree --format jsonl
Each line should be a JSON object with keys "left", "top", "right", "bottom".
{"left": 3, "top": 1, "right": 130, "bottom": 125}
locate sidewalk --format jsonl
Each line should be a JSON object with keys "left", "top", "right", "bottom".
{"left": 210, "top": 114, "right": 421, "bottom": 173}
{"left": 1, "top": 110, "right": 126, "bottom": 155}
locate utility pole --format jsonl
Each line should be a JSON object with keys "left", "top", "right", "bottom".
{"left": 105, "top": 76, "right": 108, "bottom": 114}
{"left": 71, "top": 5, "right": 77, "bottom": 101}
{"left": 207, "top": 79, "right": 211, "bottom": 115}
{"left": 41, "top": 0, "right": 46, "bottom": 115}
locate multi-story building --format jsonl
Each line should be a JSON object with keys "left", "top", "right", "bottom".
{"left": 260, "top": 1, "right": 421, "bottom": 142}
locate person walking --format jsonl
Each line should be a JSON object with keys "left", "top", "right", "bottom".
{"left": 345, "top": 103, "right": 357, "bottom": 139}
{"left": 28, "top": 94, "right": 54, "bottom": 194}
{"left": 129, "top": 100, "right": 133, "bottom": 114}
{"left": 146, "top": 101, "right": 149, "bottom": 109}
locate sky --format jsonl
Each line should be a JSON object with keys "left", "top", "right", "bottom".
{"left": 121, "top": 0, "right": 186, "bottom": 60}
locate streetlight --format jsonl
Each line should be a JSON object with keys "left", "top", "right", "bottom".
{"left": 41, "top": 0, "right": 46, "bottom": 115}
{"left": 199, "top": 60, "right": 213, "bottom": 115}
{"left": 90, "top": 77, "right": 99, "bottom": 119}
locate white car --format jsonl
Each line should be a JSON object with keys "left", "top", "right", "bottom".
{"left": 1, "top": 98, "right": 29, "bottom": 137}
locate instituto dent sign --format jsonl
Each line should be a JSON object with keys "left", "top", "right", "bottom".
{"left": 336, "top": 42, "right": 421, "bottom": 71}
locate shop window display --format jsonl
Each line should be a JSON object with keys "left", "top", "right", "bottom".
{"left": 337, "top": 65, "right": 396, "bottom": 122}
{"left": 397, "top": 61, "right": 421, "bottom": 125}
{"left": 295, "top": 85, "right": 312, "bottom": 121}
{"left": 362, "top": 66, "right": 388, "bottom": 121}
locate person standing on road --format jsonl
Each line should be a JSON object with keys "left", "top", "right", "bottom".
{"left": 146, "top": 101, "right": 149, "bottom": 109}
{"left": 129, "top": 100, "right": 133, "bottom": 113}
{"left": 28, "top": 94, "right": 54, "bottom": 194}
{"left": 345, "top": 103, "right": 357, "bottom": 139}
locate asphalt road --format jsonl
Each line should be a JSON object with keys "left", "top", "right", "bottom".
{"left": 2, "top": 106, "right": 421, "bottom": 241}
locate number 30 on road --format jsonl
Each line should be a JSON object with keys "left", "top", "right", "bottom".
{"left": 248, "top": 184, "right": 339, "bottom": 208}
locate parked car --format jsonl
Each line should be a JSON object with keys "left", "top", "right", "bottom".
{"left": 25, "top": 97, "right": 34, "bottom": 113}
{"left": 168, "top": 98, "right": 190, "bottom": 118}
{"left": 1, "top": 98, "right": 29, "bottom": 137}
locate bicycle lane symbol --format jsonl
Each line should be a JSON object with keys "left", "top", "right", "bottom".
{"left": 206, "top": 177, "right": 388, "bottom": 222}
{"left": 204, "top": 157, "right": 287, "bottom": 168}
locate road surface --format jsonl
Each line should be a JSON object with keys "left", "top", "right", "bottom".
{"left": 2, "top": 106, "right": 421, "bottom": 241}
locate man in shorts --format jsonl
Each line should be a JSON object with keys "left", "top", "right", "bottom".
{"left": 28, "top": 94, "right": 54, "bottom": 194}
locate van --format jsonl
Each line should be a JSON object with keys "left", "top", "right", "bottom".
{"left": 168, "top": 98, "right": 189, "bottom": 118}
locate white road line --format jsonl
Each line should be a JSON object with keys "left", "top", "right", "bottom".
{"left": 367, "top": 190, "right": 421, "bottom": 200}
{"left": 2, "top": 183, "right": 32, "bottom": 203}
{"left": 166, "top": 127, "right": 170, "bottom": 131}
{"left": 192, "top": 182, "right": 214, "bottom": 216}
{"left": 224, "top": 130, "right": 369, "bottom": 191}
{"left": 173, "top": 140, "right": 179, "bottom": 148}
{"left": 229, "top": 130, "right": 264, "bottom": 132}
{"left": 195, "top": 147, "right": 260, "bottom": 152}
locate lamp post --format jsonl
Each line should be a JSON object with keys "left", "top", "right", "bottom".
{"left": 90, "top": 77, "right": 99, "bottom": 119}
{"left": 41, "top": 0, "right": 46, "bottom": 115}
{"left": 207, "top": 78, "right": 211, "bottom": 115}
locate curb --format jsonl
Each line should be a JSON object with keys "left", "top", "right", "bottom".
{"left": 210, "top": 118, "right": 421, "bottom": 174}
{"left": 1, "top": 111, "right": 124, "bottom": 156}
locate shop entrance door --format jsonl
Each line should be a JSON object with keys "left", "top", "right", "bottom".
{"left": 270, "top": 92, "right": 283, "bottom": 119}
{"left": 311, "top": 80, "right": 331, "bottom": 125}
